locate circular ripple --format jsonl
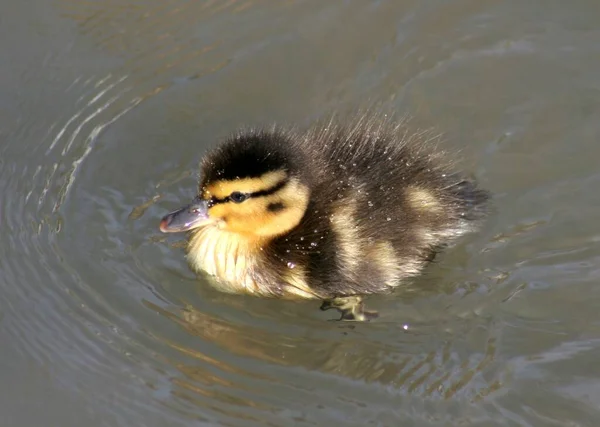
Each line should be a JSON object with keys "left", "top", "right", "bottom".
{"left": 0, "top": 1, "right": 527, "bottom": 426}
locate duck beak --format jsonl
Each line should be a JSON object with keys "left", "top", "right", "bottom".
{"left": 159, "top": 197, "right": 213, "bottom": 233}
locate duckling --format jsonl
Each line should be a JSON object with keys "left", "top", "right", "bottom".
{"left": 159, "top": 115, "right": 489, "bottom": 321}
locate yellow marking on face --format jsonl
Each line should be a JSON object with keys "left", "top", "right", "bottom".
{"left": 207, "top": 178, "right": 310, "bottom": 239}
{"left": 203, "top": 170, "right": 288, "bottom": 199}
{"left": 329, "top": 200, "right": 361, "bottom": 273}
{"left": 406, "top": 186, "right": 442, "bottom": 213}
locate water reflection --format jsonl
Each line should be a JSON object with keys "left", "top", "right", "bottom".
{"left": 144, "top": 297, "right": 504, "bottom": 417}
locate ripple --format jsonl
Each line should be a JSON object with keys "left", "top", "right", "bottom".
{"left": 57, "top": 0, "right": 265, "bottom": 86}
{"left": 8, "top": 1, "right": 598, "bottom": 425}
{"left": 0, "top": 54, "right": 185, "bottom": 423}
{"left": 135, "top": 298, "right": 506, "bottom": 425}
{"left": 0, "top": 45, "right": 507, "bottom": 427}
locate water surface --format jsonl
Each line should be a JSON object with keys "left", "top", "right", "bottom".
{"left": 2, "top": 1, "right": 600, "bottom": 426}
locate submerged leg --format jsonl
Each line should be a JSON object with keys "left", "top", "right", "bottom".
{"left": 320, "top": 296, "right": 379, "bottom": 321}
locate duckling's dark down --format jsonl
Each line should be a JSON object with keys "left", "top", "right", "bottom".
{"left": 160, "top": 116, "right": 489, "bottom": 321}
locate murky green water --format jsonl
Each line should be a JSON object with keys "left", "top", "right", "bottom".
{"left": 2, "top": 1, "right": 600, "bottom": 425}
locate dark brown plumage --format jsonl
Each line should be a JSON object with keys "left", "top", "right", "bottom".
{"left": 160, "top": 115, "right": 489, "bottom": 320}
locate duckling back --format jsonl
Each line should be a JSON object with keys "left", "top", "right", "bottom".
{"left": 262, "top": 117, "right": 489, "bottom": 298}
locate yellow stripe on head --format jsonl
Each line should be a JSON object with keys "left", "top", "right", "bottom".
{"left": 206, "top": 176, "right": 310, "bottom": 240}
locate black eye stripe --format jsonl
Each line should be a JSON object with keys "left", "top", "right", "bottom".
{"left": 208, "top": 178, "right": 289, "bottom": 205}
{"left": 248, "top": 178, "right": 288, "bottom": 198}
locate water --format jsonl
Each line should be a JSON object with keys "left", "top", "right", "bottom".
{"left": 2, "top": 1, "right": 600, "bottom": 425}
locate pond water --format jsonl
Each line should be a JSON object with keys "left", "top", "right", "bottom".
{"left": 2, "top": 1, "right": 600, "bottom": 426}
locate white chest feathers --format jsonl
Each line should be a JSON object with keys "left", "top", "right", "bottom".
{"left": 186, "top": 226, "right": 261, "bottom": 295}
{"left": 185, "top": 226, "right": 317, "bottom": 299}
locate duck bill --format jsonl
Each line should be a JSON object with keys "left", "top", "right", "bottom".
{"left": 159, "top": 198, "right": 213, "bottom": 233}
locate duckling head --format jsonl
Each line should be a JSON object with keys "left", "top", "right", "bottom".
{"left": 159, "top": 130, "right": 311, "bottom": 243}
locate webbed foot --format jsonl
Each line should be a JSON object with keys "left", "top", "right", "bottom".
{"left": 320, "top": 296, "right": 378, "bottom": 322}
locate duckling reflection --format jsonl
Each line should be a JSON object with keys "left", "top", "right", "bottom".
{"left": 145, "top": 300, "right": 502, "bottom": 403}
{"left": 160, "top": 115, "right": 489, "bottom": 320}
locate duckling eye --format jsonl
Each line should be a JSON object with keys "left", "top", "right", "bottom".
{"left": 229, "top": 192, "right": 248, "bottom": 203}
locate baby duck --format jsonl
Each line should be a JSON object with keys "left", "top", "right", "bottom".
{"left": 159, "top": 116, "right": 489, "bottom": 321}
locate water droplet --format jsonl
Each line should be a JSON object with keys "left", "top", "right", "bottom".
{"left": 310, "top": 242, "right": 317, "bottom": 247}
{"left": 367, "top": 201, "right": 374, "bottom": 207}
{"left": 286, "top": 249, "right": 291, "bottom": 253}
{"left": 287, "top": 262, "right": 296, "bottom": 269}
{"left": 386, "top": 217, "right": 391, "bottom": 221}
{"left": 300, "top": 237, "right": 304, "bottom": 241}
